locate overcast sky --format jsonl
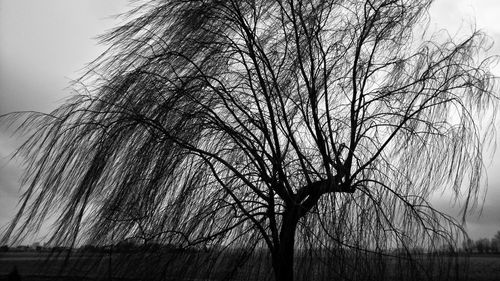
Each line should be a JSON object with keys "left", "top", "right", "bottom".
{"left": 1, "top": 0, "right": 499, "bottom": 243}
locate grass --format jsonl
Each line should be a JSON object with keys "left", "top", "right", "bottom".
{"left": 1, "top": 251, "right": 499, "bottom": 281}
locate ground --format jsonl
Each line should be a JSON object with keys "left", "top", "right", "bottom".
{"left": 1, "top": 251, "right": 499, "bottom": 281}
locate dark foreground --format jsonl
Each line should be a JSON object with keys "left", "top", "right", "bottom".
{"left": 1, "top": 251, "right": 499, "bottom": 281}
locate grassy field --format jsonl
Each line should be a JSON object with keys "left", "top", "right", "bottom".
{"left": 1, "top": 251, "right": 499, "bottom": 281}
{"left": 465, "top": 255, "right": 500, "bottom": 281}
{"left": 0, "top": 250, "right": 256, "bottom": 281}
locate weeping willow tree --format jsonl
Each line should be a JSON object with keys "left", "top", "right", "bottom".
{"left": 2, "top": 0, "right": 498, "bottom": 280}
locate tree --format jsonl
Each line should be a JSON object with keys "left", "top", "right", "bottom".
{"left": 2, "top": 0, "right": 498, "bottom": 280}
{"left": 475, "top": 238, "right": 491, "bottom": 254}
{"left": 490, "top": 231, "right": 500, "bottom": 253}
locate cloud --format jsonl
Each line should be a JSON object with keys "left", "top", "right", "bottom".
{"left": 0, "top": 0, "right": 130, "bottom": 115}
{"left": 430, "top": 177, "right": 500, "bottom": 240}
{"left": 0, "top": 131, "right": 24, "bottom": 231}
{"left": 1, "top": 0, "right": 499, "bottom": 244}
{"left": 0, "top": 0, "right": 130, "bottom": 243}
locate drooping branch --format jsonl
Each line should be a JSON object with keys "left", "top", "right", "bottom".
{"left": 1, "top": 1, "right": 497, "bottom": 281}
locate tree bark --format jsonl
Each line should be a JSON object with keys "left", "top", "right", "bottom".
{"left": 272, "top": 178, "right": 354, "bottom": 281}
{"left": 272, "top": 209, "right": 299, "bottom": 281}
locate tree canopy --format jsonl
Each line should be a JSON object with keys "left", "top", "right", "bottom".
{"left": 2, "top": 0, "right": 498, "bottom": 280}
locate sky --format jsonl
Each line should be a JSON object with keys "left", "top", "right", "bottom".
{"left": 0, "top": 0, "right": 499, "bottom": 243}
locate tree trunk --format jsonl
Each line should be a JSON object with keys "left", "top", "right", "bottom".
{"left": 272, "top": 209, "right": 299, "bottom": 281}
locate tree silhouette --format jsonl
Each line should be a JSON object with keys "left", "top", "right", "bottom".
{"left": 2, "top": 0, "right": 498, "bottom": 280}
{"left": 475, "top": 238, "right": 491, "bottom": 254}
{"left": 487, "top": 231, "right": 500, "bottom": 253}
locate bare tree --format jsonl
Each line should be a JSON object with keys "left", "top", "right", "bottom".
{"left": 2, "top": 0, "right": 498, "bottom": 280}
{"left": 489, "top": 231, "right": 500, "bottom": 253}
{"left": 475, "top": 238, "right": 491, "bottom": 254}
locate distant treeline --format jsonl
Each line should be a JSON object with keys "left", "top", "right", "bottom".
{"left": 463, "top": 230, "right": 500, "bottom": 254}
{"left": 0, "top": 241, "right": 186, "bottom": 254}
{"left": 2, "top": 230, "right": 499, "bottom": 255}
